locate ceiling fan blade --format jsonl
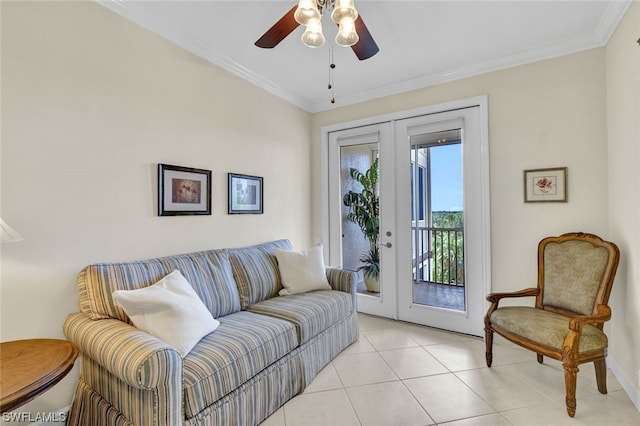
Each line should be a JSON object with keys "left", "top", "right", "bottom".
{"left": 255, "top": 5, "right": 300, "bottom": 49}
{"left": 352, "top": 16, "right": 379, "bottom": 60}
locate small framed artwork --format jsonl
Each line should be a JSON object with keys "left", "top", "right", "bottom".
{"left": 158, "top": 164, "right": 211, "bottom": 216}
{"left": 524, "top": 167, "right": 568, "bottom": 202}
{"left": 228, "top": 173, "right": 263, "bottom": 214}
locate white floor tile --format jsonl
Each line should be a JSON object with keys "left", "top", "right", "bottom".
{"left": 333, "top": 351, "right": 399, "bottom": 387}
{"left": 494, "top": 361, "right": 567, "bottom": 402}
{"left": 399, "top": 322, "right": 472, "bottom": 345}
{"left": 424, "top": 341, "right": 488, "bottom": 372}
{"left": 341, "top": 333, "right": 376, "bottom": 355}
{"left": 379, "top": 346, "right": 449, "bottom": 379}
{"left": 439, "top": 413, "right": 512, "bottom": 426}
{"left": 469, "top": 339, "right": 534, "bottom": 367}
{"left": 501, "top": 393, "right": 640, "bottom": 426}
{"left": 498, "top": 359, "right": 622, "bottom": 405}
{"left": 362, "top": 328, "right": 420, "bottom": 351}
{"left": 282, "top": 389, "right": 360, "bottom": 426}
{"left": 404, "top": 374, "right": 496, "bottom": 423}
{"left": 304, "top": 362, "right": 343, "bottom": 393}
{"left": 358, "top": 313, "right": 399, "bottom": 331}
{"left": 259, "top": 407, "right": 284, "bottom": 426}
{"left": 346, "top": 381, "right": 435, "bottom": 426}
{"left": 455, "top": 366, "right": 551, "bottom": 411}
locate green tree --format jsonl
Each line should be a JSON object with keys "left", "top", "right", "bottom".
{"left": 431, "top": 211, "right": 464, "bottom": 285}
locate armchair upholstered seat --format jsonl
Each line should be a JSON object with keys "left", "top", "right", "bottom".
{"left": 484, "top": 232, "right": 619, "bottom": 418}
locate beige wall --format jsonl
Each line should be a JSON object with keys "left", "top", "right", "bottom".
{"left": 1, "top": 1, "right": 311, "bottom": 414}
{"left": 606, "top": 1, "right": 640, "bottom": 407}
{"left": 312, "top": 48, "right": 609, "bottom": 293}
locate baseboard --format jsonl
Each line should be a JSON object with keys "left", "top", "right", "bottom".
{"left": 607, "top": 356, "right": 640, "bottom": 412}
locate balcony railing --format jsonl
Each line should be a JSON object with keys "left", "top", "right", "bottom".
{"left": 412, "top": 226, "right": 465, "bottom": 287}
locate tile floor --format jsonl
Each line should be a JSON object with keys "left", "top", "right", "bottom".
{"left": 261, "top": 313, "right": 640, "bottom": 426}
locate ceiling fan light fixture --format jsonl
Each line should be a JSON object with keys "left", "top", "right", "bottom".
{"left": 294, "top": 0, "right": 321, "bottom": 26}
{"left": 331, "top": 0, "right": 358, "bottom": 25}
{"left": 302, "top": 18, "right": 325, "bottom": 47}
{"left": 335, "top": 16, "right": 359, "bottom": 47}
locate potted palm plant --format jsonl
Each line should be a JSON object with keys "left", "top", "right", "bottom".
{"left": 342, "top": 158, "right": 380, "bottom": 293}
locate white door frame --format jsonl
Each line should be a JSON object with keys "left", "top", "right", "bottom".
{"left": 320, "top": 96, "right": 491, "bottom": 333}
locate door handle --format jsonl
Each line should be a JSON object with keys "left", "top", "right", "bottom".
{"left": 384, "top": 242, "right": 392, "bottom": 248}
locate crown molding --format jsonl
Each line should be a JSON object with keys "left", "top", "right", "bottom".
{"left": 309, "top": 0, "right": 633, "bottom": 113}
{"left": 99, "top": 0, "right": 632, "bottom": 114}
{"left": 594, "top": 0, "right": 633, "bottom": 44}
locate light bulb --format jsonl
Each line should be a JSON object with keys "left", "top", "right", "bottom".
{"left": 302, "top": 19, "right": 325, "bottom": 48}
{"left": 294, "top": 0, "right": 321, "bottom": 26}
{"left": 335, "top": 17, "right": 359, "bottom": 47}
{"left": 331, "top": 0, "right": 358, "bottom": 24}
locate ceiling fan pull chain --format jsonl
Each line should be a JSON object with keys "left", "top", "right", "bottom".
{"left": 329, "top": 45, "right": 336, "bottom": 104}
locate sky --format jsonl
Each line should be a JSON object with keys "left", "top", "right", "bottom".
{"left": 430, "top": 143, "right": 463, "bottom": 212}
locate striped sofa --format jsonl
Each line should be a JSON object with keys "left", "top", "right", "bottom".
{"left": 63, "top": 239, "right": 358, "bottom": 426}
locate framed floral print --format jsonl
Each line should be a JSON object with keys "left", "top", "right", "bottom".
{"left": 158, "top": 163, "right": 212, "bottom": 216}
{"left": 524, "top": 167, "right": 567, "bottom": 202}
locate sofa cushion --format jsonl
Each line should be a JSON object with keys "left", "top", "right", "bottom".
{"left": 163, "top": 250, "right": 241, "bottom": 318}
{"left": 78, "top": 249, "right": 240, "bottom": 321}
{"left": 79, "top": 259, "right": 168, "bottom": 321}
{"left": 182, "top": 311, "right": 298, "bottom": 419}
{"left": 275, "top": 245, "right": 331, "bottom": 296}
{"left": 247, "top": 290, "right": 353, "bottom": 344}
{"left": 228, "top": 239, "right": 292, "bottom": 309}
{"left": 112, "top": 270, "right": 220, "bottom": 357}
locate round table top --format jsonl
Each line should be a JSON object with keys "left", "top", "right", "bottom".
{"left": 0, "top": 338, "right": 78, "bottom": 414}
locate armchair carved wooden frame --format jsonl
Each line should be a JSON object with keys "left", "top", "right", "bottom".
{"left": 484, "top": 232, "right": 620, "bottom": 417}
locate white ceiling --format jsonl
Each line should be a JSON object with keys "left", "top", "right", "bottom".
{"left": 99, "top": 1, "right": 631, "bottom": 113}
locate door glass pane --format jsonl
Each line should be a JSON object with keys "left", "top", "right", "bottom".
{"left": 410, "top": 130, "right": 465, "bottom": 311}
{"left": 340, "top": 143, "right": 380, "bottom": 297}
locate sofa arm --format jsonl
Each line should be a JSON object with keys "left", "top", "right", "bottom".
{"left": 326, "top": 267, "right": 357, "bottom": 310}
{"left": 63, "top": 312, "right": 182, "bottom": 390}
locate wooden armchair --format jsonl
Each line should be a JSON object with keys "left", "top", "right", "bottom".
{"left": 484, "top": 232, "right": 619, "bottom": 417}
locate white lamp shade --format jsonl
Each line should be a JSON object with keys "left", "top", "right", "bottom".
{"left": 335, "top": 17, "right": 359, "bottom": 46}
{"left": 302, "top": 19, "right": 325, "bottom": 48}
{"left": 1, "top": 218, "right": 25, "bottom": 243}
{"left": 331, "top": 0, "right": 358, "bottom": 24}
{"left": 294, "top": 0, "right": 321, "bottom": 26}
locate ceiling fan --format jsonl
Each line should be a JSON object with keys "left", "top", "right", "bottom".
{"left": 255, "top": 0, "right": 379, "bottom": 61}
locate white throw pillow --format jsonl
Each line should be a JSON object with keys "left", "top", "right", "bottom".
{"left": 275, "top": 245, "right": 331, "bottom": 296}
{"left": 112, "top": 270, "right": 219, "bottom": 357}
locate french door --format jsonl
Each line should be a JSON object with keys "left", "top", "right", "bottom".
{"left": 324, "top": 98, "right": 490, "bottom": 336}
{"left": 395, "top": 107, "right": 489, "bottom": 336}
{"left": 328, "top": 123, "right": 397, "bottom": 318}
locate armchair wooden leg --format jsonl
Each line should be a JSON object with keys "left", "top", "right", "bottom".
{"left": 594, "top": 358, "right": 608, "bottom": 394}
{"left": 484, "top": 326, "right": 493, "bottom": 367}
{"left": 537, "top": 354, "right": 543, "bottom": 364}
{"left": 562, "top": 355, "right": 579, "bottom": 418}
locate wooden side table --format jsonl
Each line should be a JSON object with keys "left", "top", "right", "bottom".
{"left": 0, "top": 339, "right": 78, "bottom": 414}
